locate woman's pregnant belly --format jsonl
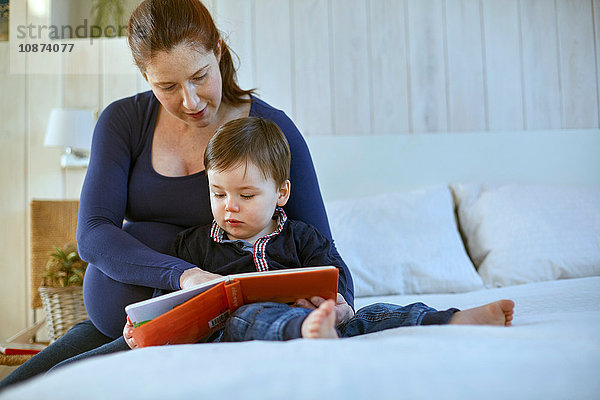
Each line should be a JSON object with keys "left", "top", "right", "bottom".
{"left": 83, "top": 220, "right": 187, "bottom": 338}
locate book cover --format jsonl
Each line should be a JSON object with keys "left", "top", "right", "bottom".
{"left": 0, "top": 343, "right": 46, "bottom": 355}
{"left": 127, "top": 266, "right": 338, "bottom": 347}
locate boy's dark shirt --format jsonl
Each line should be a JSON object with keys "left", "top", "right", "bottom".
{"left": 171, "top": 219, "right": 353, "bottom": 308}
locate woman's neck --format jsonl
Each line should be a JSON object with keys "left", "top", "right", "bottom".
{"left": 150, "top": 98, "right": 252, "bottom": 177}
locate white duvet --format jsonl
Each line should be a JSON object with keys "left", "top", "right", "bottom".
{"left": 2, "top": 277, "right": 599, "bottom": 400}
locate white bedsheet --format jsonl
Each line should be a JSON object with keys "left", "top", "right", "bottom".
{"left": 2, "top": 277, "right": 599, "bottom": 400}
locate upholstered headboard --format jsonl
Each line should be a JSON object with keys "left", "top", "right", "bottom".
{"left": 306, "top": 129, "right": 600, "bottom": 201}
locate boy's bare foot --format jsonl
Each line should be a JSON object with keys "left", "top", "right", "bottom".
{"left": 449, "top": 300, "right": 515, "bottom": 326}
{"left": 301, "top": 299, "right": 339, "bottom": 339}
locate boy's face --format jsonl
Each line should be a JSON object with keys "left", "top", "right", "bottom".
{"left": 207, "top": 162, "right": 290, "bottom": 244}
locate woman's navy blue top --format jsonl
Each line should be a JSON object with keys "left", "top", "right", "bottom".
{"left": 77, "top": 91, "right": 354, "bottom": 338}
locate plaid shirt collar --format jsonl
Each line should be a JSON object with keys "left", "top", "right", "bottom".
{"left": 210, "top": 207, "right": 288, "bottom": 244}
{"left": 210, "top": 207, "right": 287, "bottom": 272}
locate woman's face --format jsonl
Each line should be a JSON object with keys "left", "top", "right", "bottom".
{"left": 144, "top": 42, "right": 223, "bottom": 128}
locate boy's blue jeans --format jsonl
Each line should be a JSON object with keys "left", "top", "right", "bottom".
{"left": 219, "top": 302, "right": 460, "bottom": 342}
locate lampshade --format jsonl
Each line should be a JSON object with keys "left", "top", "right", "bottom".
{"left": 44, "top": 108, "right": 95, "bottom": 151}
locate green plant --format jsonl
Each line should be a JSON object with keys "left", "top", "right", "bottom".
{"left": 91, "top": 0, "right": 125, "bottom": 34}
{"left": 0, "top": 1, "right": 8, "bottom": 20}
{"left": 41, "top": 243, "right": 88, "bottom": 288}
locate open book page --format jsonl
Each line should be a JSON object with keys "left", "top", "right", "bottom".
{"left": 125, "top": 278, "right": 226, "bottom": 326}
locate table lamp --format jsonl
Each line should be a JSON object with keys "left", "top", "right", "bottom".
{"left": 44, "top": 108, "right": 96, "bottom": 168}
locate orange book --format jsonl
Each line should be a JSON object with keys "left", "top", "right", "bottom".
{"left": 126, "top": 266, "right": 339, "bottom": 348}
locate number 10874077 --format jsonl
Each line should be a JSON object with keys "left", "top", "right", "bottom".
{"left": 18, "top": 43, "right": 74, "bottom": 53}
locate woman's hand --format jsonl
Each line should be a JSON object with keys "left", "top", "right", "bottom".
{"left": 123, "top": 317, "right": 138, "bottom": 350}
{"left": 179, "top": 267, "right": 223, "bottom": 289}
{"left": 296, "top": 293, "right": 355, "bottom": 326}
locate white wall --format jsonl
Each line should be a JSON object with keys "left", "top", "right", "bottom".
{"left": 1, "top": 0, "right": 599, "bottom": 377}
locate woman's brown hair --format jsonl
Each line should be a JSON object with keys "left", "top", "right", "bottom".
{"left": 127, "top": 0, "right": 254, "bottom": 105}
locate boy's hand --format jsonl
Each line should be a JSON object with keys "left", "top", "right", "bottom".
{"left": 123, "top": 317, "right": 138, "bottom": 350}
{"left": 179, "top": 267, "right": 223, "bottom": 289}
{"left": 296, "top": 293, "right": 355, "bottom": 326}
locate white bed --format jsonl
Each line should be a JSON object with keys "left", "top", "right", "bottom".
{"left": 1, "top": 130, "right": 599, "bottom": 400}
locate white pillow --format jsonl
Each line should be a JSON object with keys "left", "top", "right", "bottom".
{"left": 326, "top": 185, "right": 483, "bottom": 297}
{"left": 451, "top": 184, "right": 600, "bottom": 287}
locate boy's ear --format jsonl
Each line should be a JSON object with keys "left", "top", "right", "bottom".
{"left": 276, "top": 180, "right": 291, "bottom": 207}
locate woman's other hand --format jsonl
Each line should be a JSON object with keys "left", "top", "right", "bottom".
{"left": 179, "top": 267, "right": 223, "bottom": 289}
{"left": 123, "top": 317, "right": 138, "bottom": 350}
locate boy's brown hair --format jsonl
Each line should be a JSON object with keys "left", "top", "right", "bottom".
{"left": 204, "top": 117, "right": 291, "bottom": 186}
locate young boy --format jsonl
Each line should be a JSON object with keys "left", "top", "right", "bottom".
{"left": 124, "top": 117, "right": 514, "bottom": 347}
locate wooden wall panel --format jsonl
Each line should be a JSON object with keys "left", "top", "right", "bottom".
{"left": 203, "top": 0, "right": 217, "bottom": 16}
{"left": 0, "top": 44, "right": 27, "bottom": 139}
{"left": 101, "top": 38, "right": 139, "bottom": 110}
{"left": 62, "top": 39, "right": 101, "bottom": 109}
{"left": 330, "top": 0, "right": 371, "bottom": 135}
{"left": 27, "top": 74, "right": 63, "bottom": 199}
{"left": 0, "top": 43, "right": 27, "bottom": 348}
{"left": 64, "top": 170, "right": 87, "bottom": 200}
{"left": 520, "top": 0, "right": 562, "bottom": 129}
{"left": 445, "top": 0, "right": 486, "bottom": 131}
{"left": 254, "top": 0, "right": 294, "bottom": 118}
{"left": 215, "top": 0, "right": 255, "bottom": 93}
{"left": 556, "top": 0, "right": 598, "bottom": 129}
{"left": 407, "top": 0, "right": 448, "bottom": 133}
{"left": 481, "top": 0, "right": 524, "bottom": 130}
{"left": 0, "top": 134, "right": 27, "bottom": 381}
{"left": 7, "top": 0, "right": 27, "bottom": 74}
{"left": 26, "top": 0, "right": 62, "bottom": 200}
{"left": 369, "top": 0, "right": 410, "bottom": 134}
{"left": 137, "top": 73, "right": 151, "bottom": 94}
{"left": 292, "top": 0, "right": 333, "bottom": 136}
{"left": 595, "top": 0, "right": 600, "bottom": 128}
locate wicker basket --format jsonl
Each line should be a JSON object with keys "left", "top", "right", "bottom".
{"left": 38, "top": 286, "right": 88, "bottom": 342}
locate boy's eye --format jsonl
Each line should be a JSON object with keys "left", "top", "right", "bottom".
{"left": 240, "top": 194, "right": 255, "bottom": 199}
{"left": 213, "top": 193, "right": 226, "bottom": 198}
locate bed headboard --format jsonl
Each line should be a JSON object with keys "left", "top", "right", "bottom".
{"left": 305, "top": 129, "right": 600, "bottom": 201}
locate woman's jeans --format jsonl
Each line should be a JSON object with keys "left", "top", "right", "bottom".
{"left": 220, "top": 302, "right": 459, "bottom": 341}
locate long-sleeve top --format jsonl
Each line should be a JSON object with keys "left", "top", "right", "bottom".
{"left": 77, "top": 91, "right": 354, "bottom": 338}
